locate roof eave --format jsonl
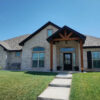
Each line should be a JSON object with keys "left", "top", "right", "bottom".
{"left": 0, "top": 44, "right": 22, "bottom": 52}
{"left": 83, "top": 46, "right": 100, "bottom": 49}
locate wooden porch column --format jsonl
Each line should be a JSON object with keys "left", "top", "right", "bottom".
{"left": 50, "top": 41, "right": 53, "bottom": 71}
{"left": 80, "top": 40, "right": 84, "bottom": 72}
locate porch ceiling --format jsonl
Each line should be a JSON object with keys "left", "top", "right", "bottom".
{"left": 47, "top": 26, "right": 86, "bottom": 43}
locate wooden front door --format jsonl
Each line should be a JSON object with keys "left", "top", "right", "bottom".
{"left": 63, "top": 53, "right": 72, "bottom": 70}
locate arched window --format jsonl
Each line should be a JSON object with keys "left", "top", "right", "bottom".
{"left": 32, "top": 47, "right": 45, "bottom": 67}
{"left": 33, "top": 47, "right": 45, "bottom": 52}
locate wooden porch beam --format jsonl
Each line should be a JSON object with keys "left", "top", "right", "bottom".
{"left": 64, "top": 30, "right": 67, "bottom": 37}
{"left": 53, "top": 37, "right": 80, "bottom": 41}
{"left": 67, "top": 32, "right": 73, "bottom": 39}
{"left": 59, "top": 33, "right": 65, "bottom": 39}
{"left": 80, "top": 40, "right": 84, "bottom": 72}
{"left": 50, "top": 41, "right": 53, "bottom": 71}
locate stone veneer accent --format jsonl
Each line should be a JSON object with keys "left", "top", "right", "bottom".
{"left": 0, "top": 46, "right": 22, "bottom": 69}
{"left": 0, "top": 46, "right": 7, "bottom": 69}
{"left": 7, "top": 52, "right": 22, "bottom": 68}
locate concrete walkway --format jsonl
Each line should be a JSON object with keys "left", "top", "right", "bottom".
{"left": 38, "top": 73, "right": 72, "bottom": 100}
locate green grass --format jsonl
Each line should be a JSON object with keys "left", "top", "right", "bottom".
{"left": 70, "top": 72, "right": 100, "bottom": 100}
{"left": 0, "top": 71, "right": 56, "bottom": 100}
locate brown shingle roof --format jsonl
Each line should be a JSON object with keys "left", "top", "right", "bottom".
{"left": 84, "top": 35, "right": 100, "bottom": 48}
{"left": 0, "top": 34, "right": 30, "bottom": 51}
{"left": 0, "top": 23, "right": 100, "bottom": 51}
{"left": 0, "top": 41, "right": 11, "bottom": 50}
{"left": 1, "top": 34, "right": 100, "bottom": 51}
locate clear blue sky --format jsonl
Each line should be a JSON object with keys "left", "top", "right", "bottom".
{"left": 0, "top": 0, "right": 100, "bottom": 40}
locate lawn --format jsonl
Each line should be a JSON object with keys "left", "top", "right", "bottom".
{"left": 0, "top": 71, "right": 56, "bottom": 100}
{"left": 70, "top": 72, "right": 100, "bottom": 100}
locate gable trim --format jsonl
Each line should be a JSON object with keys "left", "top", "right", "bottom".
{"left": 47, "top": 26, "right": 86, "bottom": 43}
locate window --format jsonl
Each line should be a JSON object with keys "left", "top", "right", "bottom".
{"left": 92, "top": 52, "right": 100, "bottom": 68}
{"left": 15, "top": 52, "right": 21, "bottom": 57}
{"left": 60, "top": 48, "right": 75, "bottom": 52}
{"left": 33, "top": 47, "right": 45, "bottom": 51}
{"left": 48, "top": 29, "right": 53, "bottom": 37}
{"left": 32, "top": 47, "right": 45, "bottom": 67}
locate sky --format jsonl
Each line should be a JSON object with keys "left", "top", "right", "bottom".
{"left": 0, "top": 0, "right": 100, "bottom": 40}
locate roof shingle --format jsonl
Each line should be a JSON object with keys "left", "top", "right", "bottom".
{"left": 84, "top": 35, "right": 100, "bottom": 47}
{"left": 0, "top": 34, "right": 30, "bottom": 51}
{"left": 1, "top": 34, "right": 100, "bottom": 51}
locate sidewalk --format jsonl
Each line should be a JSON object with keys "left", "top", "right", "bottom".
{"left": 38, "top": 73, "right": 72, "bottom": 100}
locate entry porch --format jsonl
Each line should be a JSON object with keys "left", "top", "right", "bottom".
{"left": 47, "top": 26, "right": 86, "bottom": 72}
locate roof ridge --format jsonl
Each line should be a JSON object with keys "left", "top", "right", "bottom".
{"left": 0, "top": 34, "right": 30, "bottom": 51}
{"left": 86, "top": 35, "right": 100, "bottom": 39}
{"left": 4, "top": 34, "right": 30, "bottom": 41}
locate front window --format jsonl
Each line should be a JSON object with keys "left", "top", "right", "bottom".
{"left": 32, "top": 47, "right": 45, "bottom": 67}
{"left": 48, "top": 29, "right": 53, "bottom": 37}
{"left": 92, "top": 52, "right": 100, "bottom": 68}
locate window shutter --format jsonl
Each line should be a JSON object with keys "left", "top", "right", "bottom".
{"left": 87, "top": 51, "right": 92, "bottom": 69}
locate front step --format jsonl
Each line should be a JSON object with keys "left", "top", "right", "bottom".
{"left": 49, "top": 78, "right": 71, "bottom": 87}
{"left": 37, "top": 86, "right": 70, "bottom": 100}
{"left": 56, "top": 73, "right": 72, "bottom": 79}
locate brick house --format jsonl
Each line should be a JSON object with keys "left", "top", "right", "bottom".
{"left": 0, "top": 21, "right": 100, "bottom": 72}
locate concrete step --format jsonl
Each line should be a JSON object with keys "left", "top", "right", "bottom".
{"left": 56, "top": 74, "right": 72, "bottom": 79}
{"left": 38, "top": 86, "right": 70, "bottom": 100}
{"left": 49, "top": 78, "right": 72, "bottom": 87}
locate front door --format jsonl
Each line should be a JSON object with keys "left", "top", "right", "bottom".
{"left": 64, "top": 53, "right": 72, "bottom": 70}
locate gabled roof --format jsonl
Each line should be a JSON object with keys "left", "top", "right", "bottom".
{"left": 0, "top": 22, "right": 100, "bottom": 51}
{"left": 19, "top": 21, "right": 61, "bottom": 46}
{"left": 47, "top": 25, "right": 86, "bottom": 43}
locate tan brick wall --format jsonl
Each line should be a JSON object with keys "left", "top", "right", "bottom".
{"left": 7, "top": 52, "right": 22, "bottom": 66}
{"left": 21, "top": 25, "right": 58, "bottom": 71}
{"left": 0, "top": 46, "right": 7, "bottom": 69}
{"left": 83, "top": 48, "right": 100, "bottom": 70}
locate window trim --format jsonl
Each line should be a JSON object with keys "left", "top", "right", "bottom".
{"left": 33, "top": 47, "right": 45, "bottom": 52}
{"left": 92, "top": 51, "right": 100, "bottom": 68}
{"left": 32, "top": 47, "right": 45, "bottom": 67}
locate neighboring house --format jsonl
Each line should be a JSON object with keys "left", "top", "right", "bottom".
{"left": 0, "top": 21, "right": 100, "bottom": 72}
